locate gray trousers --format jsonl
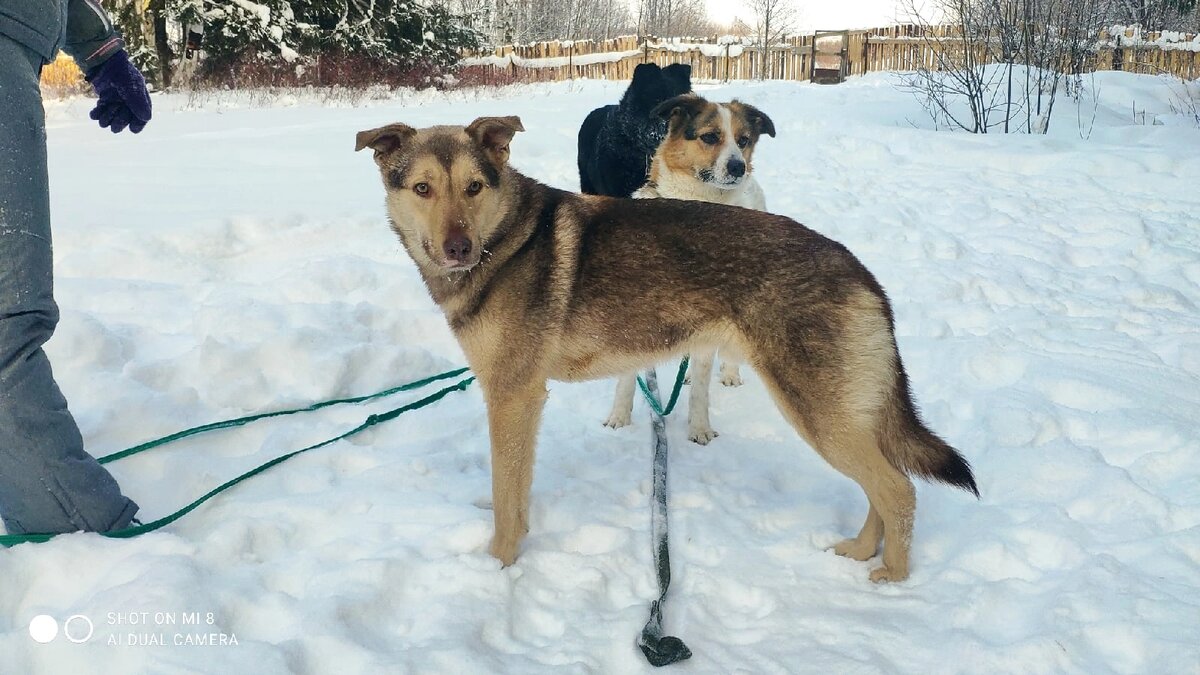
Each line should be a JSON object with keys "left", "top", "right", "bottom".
{"left": 0, "top": 34, "right": 138, "bottom": 534}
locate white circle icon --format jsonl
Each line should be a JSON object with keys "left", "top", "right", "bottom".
{"left": 29, "top": 615, "right": 58, "bottom": 643}
{"left": 63, "top": 615, "right": 94, "bottom": 644}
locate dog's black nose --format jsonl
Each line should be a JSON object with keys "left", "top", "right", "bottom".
{"left": 726, "top": 159, "right": 746, "bottom": 178}
{"left": 443, "top": 234, "right": 473, "bottom": 263}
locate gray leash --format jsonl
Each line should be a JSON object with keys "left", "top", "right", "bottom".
{"left": 636, "top": 367, "right": 692, "bottom": 667}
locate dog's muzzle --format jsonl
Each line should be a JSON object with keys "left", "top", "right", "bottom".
{"left": 443, "top": 232, "right": 473, "bottom": 265}
{"left": 424, "top": 235, "right": 478, "bottom": 272}
{"left": 700, "top": 167, "right": 743, "bottom": 189}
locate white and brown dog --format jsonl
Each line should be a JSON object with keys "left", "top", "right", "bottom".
{"left": 605, "top": 94, "right": 776, "bottom": 444}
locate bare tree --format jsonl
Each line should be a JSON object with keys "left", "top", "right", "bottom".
{"left": 442, "top": 0, "right": 720, "bottom": 44}
{"left": 743, "top": 0, "right": 798, "bottom": 79}
{"left": 1111, "top": 0, "right": 1197, "bottom": 29}
{"left": 451, "top": 0, "right": 636, "bottom": 44}
{"left": 638, "top": 0, "right": 716, "bottom": 38}
{"left": 898, "top": 0, "right": 1004, "bottom": 131}
{"left": 900, "top": 0, "right": 1112, "bottom": 134}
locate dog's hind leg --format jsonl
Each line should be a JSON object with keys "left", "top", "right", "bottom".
{"left": 687, "top": 350, "right": 718, "bottom": 445}
{"left": 604, "top": 373, "right": 637, "bottom": 429}
{"left": 832, "top": 502, "right": 883, "bottom": 562}
{"left": 484, "top": 378, "right": 548, "bottom": 566}
{"left": 799, "top": 418, "right": 914, "bottom": 582}
{"left": 832, "top": 456, "right": 914, "bottom": 583}
{"left": 755, "top": 365, "right": 916, "bottom": 583}
{"left": 850, "top": 460, "right": 915, "bottom": 583}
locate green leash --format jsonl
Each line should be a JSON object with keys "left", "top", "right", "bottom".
{"left": 0, "top": 369, "right": 475, "bottom": 547}
{"left": 98, "top": 367, "right": 470, "bottom": 464}
{"left": 0, "top": 359, "right": 691, "bottom": 548}
{"left": 634, "top": 357, "right": 693, "bottom": 666}
{"left": 637, "top": 367, "right": 692, "bottom": 666}
{"left": 635, "top": 357, "right": 689, "bottom": 417}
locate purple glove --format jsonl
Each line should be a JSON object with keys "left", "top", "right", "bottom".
{"left": 86, "top": 50, "right": 152, "bottom": 134}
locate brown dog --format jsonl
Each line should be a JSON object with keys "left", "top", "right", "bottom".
{"left": 355, "top": 116, "right": 978, "bottom": 582}
{"left": 608, "top": 94, "right": 776, "bottom": 445}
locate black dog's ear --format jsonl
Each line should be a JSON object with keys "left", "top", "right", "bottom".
{"left": 650, "top": 94, "right": 707, "bottom": 126}
{"left": 733, "top": 101, "right": 777, "bottom": 138}
{"left": 661, "top": 63, "right": 693, "bottom": 95}
{"left": 630, "top": 62, "right": 663, "bottom": 86}
{"left": 663, "top": 63, "right": 692, "bottom": 78}
{"left": 355, "top": 123, "right": 417, "bottom": 160}
{"left": 624, "top": 63, "right": 668, "bottom": 113}
{"left": 465, "top": 116, "right": 525, "bottom": 167}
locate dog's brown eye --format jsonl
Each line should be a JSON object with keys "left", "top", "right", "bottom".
{"left": 737, "top": 136, "right": 750, "bottom": 149}
{"left": 414, "top": 182, "right": 430, "bottom": 196}
{"left": 700, "top": 132, "right": 720, "bottom": 146}
{"left": 466, "top": 180, "right": 483, "bottom": 196}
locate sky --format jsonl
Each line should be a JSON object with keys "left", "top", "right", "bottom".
{"left": 704, "top": 0, "right": 909, "bottom": 33}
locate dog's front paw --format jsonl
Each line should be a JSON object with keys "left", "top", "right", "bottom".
{"left": 869, "top": 565, "right": 909, "bottom": 584}
{"left": 688, "top": 425, "right": 719, "bottom": 445}
{"left": 603, "top": 411, "right": 632, "bottom": 429}
{"left": 489, "top": 535, "right": 520, "bottom": 567}
{"left": 719, "top": 371, "right": 744, "bottom": 387}
{"left": 832, "top": 538, "right": 877, "bottom": 561}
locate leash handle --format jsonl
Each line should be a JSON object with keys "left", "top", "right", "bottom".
{"left": 636, "top": 368, "right": 692, "bottom": 667}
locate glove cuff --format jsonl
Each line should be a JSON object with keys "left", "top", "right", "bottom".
{"left": 85, "top": 47, "right": 130, "bottom": 83}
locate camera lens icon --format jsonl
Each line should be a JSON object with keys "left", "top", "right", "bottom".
{"left": 29, "top": 614, "right": 93, "bottom": 644}
{"left": 29, "top": 615, "right": 57, "bottom": 643}
{"left": 64, "top": 615, "right": 94, "bottom": 643}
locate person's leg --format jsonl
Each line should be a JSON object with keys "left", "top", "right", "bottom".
{"left": 0, "top": 34, "right": 138, "bottom": 534}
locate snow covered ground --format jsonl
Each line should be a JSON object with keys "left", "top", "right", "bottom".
{"left": 2, "top": 71, "right": 1198, "bottom": 674}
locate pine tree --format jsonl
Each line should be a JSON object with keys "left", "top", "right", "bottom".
{"left": 119, "top": 0, "right": 485, "bottom": 80}
{"left": 291, "top": 0, "right": 481, "bottom": 70}
{"left": 168, "top": 0, "right": 303, "bottom": 68}
{"left": 109, "top": 0, "right": 158, "bottom": 75}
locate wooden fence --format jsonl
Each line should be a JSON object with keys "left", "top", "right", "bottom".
{"left": 460, "top": 25, "right": 1200, "bottom": 84}
{"left": 39, "top": 24, "right": 1200, "bottom": 91}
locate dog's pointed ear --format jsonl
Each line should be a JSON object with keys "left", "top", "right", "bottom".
{"left": 466, "top": 116, "right": 525, "bottom": 167}
{"left": 630, "top": 62, "right": 663, "bottom": 86}
{"left": 734, "top": 102, "right": 777, "bottom": 138}
{"left": 661, "top": 63, "right": 693, "bottom": 95}
{"left": 355, "top": 123, "right": 417, "bottom": 161}
{"left": 650, "top": 94, "right": 706, "bottom": 126}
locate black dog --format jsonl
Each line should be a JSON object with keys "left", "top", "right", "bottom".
{"left": 577, "top": 63, "right": 692, "bottom": 197}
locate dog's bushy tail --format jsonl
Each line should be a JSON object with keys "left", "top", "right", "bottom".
{"left": 880, "top": 368, "right": 979, "bottom": 497}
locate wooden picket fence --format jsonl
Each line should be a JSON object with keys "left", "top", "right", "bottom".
{"left": 39, "top": 24, "right": 1200, "bottom": 92}
{"left": 460, "top": 25, "right": 1200, "bottom": 84}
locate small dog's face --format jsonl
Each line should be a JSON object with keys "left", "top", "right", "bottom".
{"left": 651, "top": 95, "right": 776, "bottom": 189}
{"left": 355, "top": 117, "right": 524, "bottom": 273}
